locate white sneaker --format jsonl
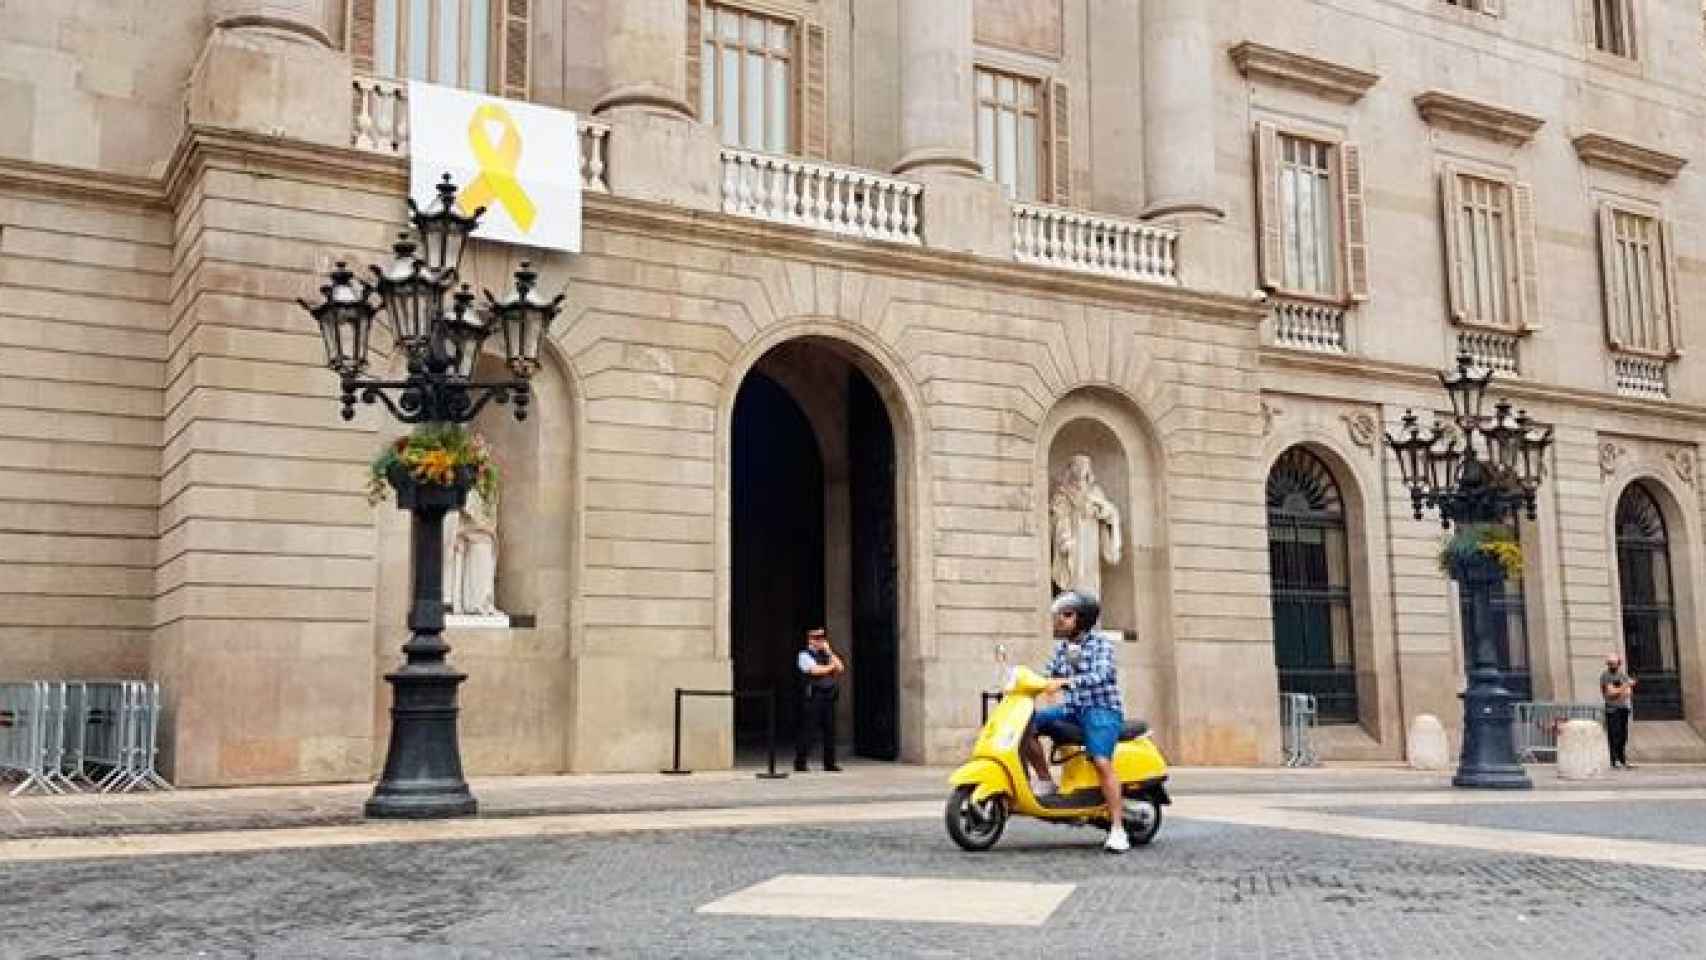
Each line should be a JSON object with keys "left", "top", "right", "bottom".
{"left": 1032, "top": 778, "right": 1059, "bottom": 798}
{"left": 1104, "top": 825, "right": 1130, "bottom": 853}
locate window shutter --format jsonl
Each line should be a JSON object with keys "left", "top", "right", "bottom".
{"left": 349, "top": 0, "right": 376, "bottom": 74}
{"left": 799, "top": 21, "right": 829, "bottom": 158}
{"left": 1661, "top": 218, "right": 1683, "bottom": 356}
{"left": 500, "top": 0, "right": 531, "bottom": 100}
{"left": 1339, "top": 141, "right": 1369, "bottom": 302}
{"left": 685, "top": 0, "right": 703, "bottom": 121}
{"left": 1597, "top": 203, "right": 1625, "bottom": 349}
{"left": 1048, "top": 79, "right": 1071, "bottom": 206}
{"left": 1255, "top": 122, "right": 1281, "bottom": 290}
{"left": 1440, "top": 166, "right": 1466, "bottom": 321}
{"left": 1512, "top": 182, "right": 1541, "bottom": 331}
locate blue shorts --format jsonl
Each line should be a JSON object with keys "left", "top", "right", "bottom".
{"left": 1033, "top": 705, "right": 1123, "bottom": 761}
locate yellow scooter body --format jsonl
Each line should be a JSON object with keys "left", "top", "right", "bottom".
{"left": 948, "top": 667, "right": 1169, "bottom": 820}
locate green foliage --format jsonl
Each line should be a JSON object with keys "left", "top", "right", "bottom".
{"left": 1438, "top": 523, "right": 1522, "bottom": 579}
{"left": 368, "top": 424, "right": 499, "bottom": 515}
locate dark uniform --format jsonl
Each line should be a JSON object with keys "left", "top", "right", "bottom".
{"left": 795, "top": 647, "right": 839, "bottom": 771}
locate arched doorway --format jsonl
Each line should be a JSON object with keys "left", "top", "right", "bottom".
{"left": 1616, "top": 482, "right": 1684, "bottom": 720}
{"left": 1265, "top": 447, "right": 1356, "bottom": 723}
{"left": 729, "top": 342, "right": 901, "bottom": 760}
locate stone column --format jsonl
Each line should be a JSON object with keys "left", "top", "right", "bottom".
{"left": 189, "top": 0, "right": 350, "bottom": 147}
{"left": 208, "top": 0, "right": 336, "bottom": 46}
{"left": 892, "top": 0, "right": 980, "bottom": 177}
{"left": 892, "top": 0, "right": 1007, "bottom": 259}
{"left": 594, "top": 0, "right": 694, "bottom": 121}
{"left": 1141, "top": 0, "right": 1223, "bottom": 219}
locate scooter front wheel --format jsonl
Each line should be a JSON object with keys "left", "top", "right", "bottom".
{"left": 945, "top": 785, "right": 1008, "bottom": 851}
{"left": 1122, "top": 797, "right": 1163, "bottom": 846}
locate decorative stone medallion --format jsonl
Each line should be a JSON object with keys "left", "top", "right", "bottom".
{"left": 1666, "top": 448, "right": 1697, "bottom": 487}
{"left": 1341, "top": 411, "right": 1378, "bottom": 455}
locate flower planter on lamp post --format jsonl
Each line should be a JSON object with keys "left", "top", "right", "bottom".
{"left": 300, "top": 175, "right": 564, "bottom": 818}
{"left": 1384, "top": 353, "right": 1553, "bottom": 789}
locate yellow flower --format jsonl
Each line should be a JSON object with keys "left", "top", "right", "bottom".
{"left": 412, "top": 448, "right": 459, "bottom": 485}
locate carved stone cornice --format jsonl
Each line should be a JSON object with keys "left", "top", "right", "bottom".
{"left": 0, "top": 156, "right": 166, "bottom": 211}
{"left": 163, "top": 123, "right": 409, "bottom": 210}
{"left": 1571, "top": 132, "right": 1688, "bottom": 183}
{"left": 1229, "top": 41, "right": 1380, "bottom": 104}
{"left": 1413, "top": 90, "right": 1544, "bottom": 147}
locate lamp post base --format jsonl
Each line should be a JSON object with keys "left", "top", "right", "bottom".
{"left": 1451, "top": 683, "right": 1532, "bottom": 790}
{"left": 365, "top": 667, "right": 479, "bottom": 819}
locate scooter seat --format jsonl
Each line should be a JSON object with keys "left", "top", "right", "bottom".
{"left": 1047, "top": 718, "right": 1149, "bottom": 745}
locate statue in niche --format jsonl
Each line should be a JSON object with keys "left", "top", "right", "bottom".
{"left": 443, "top": 487, "right": 501, "bottom": 617}
{"left": 1049, "top": 453, "right": 1123, "bottom": 598}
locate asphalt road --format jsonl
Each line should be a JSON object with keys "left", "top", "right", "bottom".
{"left": 3, "top": 798, "right": 1704, "bottom": 960}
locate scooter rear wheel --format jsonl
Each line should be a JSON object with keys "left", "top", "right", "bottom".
{"left": 945, "top": 785, "right": 1007, "bottom": 851}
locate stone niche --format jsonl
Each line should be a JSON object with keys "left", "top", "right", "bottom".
{"left": 1039, "top": 389, "right": 1172, "bottom": 741}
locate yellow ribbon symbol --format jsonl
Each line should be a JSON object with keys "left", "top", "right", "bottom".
{"left": 460, "top": 104, "right": 537, "bottom": 232}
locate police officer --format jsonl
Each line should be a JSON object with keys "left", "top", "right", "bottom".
{"left": 795, "top": 627, "right": 844, "bottom": 772}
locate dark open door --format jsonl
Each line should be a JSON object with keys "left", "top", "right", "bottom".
{"left": 731, "top": 373, "right": 824, "bottom": 748}
{"left": 850, "top": 371, "right": 899, "bottom": 759}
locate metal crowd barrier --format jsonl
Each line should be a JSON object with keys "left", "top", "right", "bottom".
{"left": 1279, "top": 692, "right": 1320, "bottom": 767}
{"left": 0, "top": 680, "right": 171, "bottom": 797}
{"left": 659, "top": 687, "right": 788, "bottom": 780}
{"left": 1513, "top": 701, "right": 1606, "bottom": 763}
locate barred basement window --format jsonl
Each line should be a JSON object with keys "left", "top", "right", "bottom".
{"left": 698, "top": 3, "right": 795, "bottom": 154}
{"left": 1442, "top": 0, "right": 1501, "bottom": 15}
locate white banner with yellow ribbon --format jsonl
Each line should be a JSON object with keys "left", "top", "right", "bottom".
{"left": 408, "top": 81, "right": 582, "bottom": 254}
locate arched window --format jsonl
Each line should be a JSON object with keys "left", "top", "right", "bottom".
{"left": 1615, "top": 483, "right": 1683, "bottom": 720}
{"left": 1489, "top": 520, "right": 1533, "bottom": 701}
{"left": 1266, "top": 448, "right": 1357, "bottom": 723}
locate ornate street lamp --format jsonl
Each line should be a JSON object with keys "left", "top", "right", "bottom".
{"left": 1384, "top": 353, "right": 1553, "bottom": 789}
{"left": 299, "top": 175, "right": 564, "bottom": 818}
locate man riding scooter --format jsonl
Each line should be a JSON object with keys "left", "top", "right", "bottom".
{"left": 1024, "top": 590, "right": 1131, "bottom": 852}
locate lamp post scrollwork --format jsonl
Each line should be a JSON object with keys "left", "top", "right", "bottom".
{"left": 299, "top": 173, "right": 565, "bottom": 818}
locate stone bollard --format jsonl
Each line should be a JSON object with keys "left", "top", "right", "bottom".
{"left": 1407, "top": 714, "right": 1452, "bottom": 770}
{"left": 1556, "top": 719, "right": 1609, "bottom": 780}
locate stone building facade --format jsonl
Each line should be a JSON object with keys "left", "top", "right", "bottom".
{"left": 3, "top": 0, "right": 1705, "bottom": 786}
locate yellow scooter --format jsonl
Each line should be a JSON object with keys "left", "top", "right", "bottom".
{"left": 945, "top": 665, "right": 1170, "bottom": 851}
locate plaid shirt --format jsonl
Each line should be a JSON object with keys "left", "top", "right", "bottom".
{"left": 1043, "top": 629, "right": 1123, "bottom": 713}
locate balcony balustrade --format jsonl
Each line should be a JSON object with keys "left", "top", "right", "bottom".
{"left": 719, "top": 148, "right": 923, "bottom": 245}
{"left": 1613, "top": 354, "right": 1669, "bottom": 400}
{"left": 1457, "top": 329, "right": 1521, "bottom": 377}
{"left": 1270, "top": 298, "right": 1348, "bottom": 354}
{"left": 1012, "top": 203, "right": 1178, "bottom": 285}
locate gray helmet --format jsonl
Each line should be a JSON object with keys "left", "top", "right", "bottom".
{"left": 1050, "top": 590, "right": 1101, "bottom": 633}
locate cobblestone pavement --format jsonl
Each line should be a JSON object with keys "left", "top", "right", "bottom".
{"left": 7, "top": 762, "right": 1705, "bottom": 840}
{"left": 2, "top": 795, "right": 1704, "bottom": 959}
